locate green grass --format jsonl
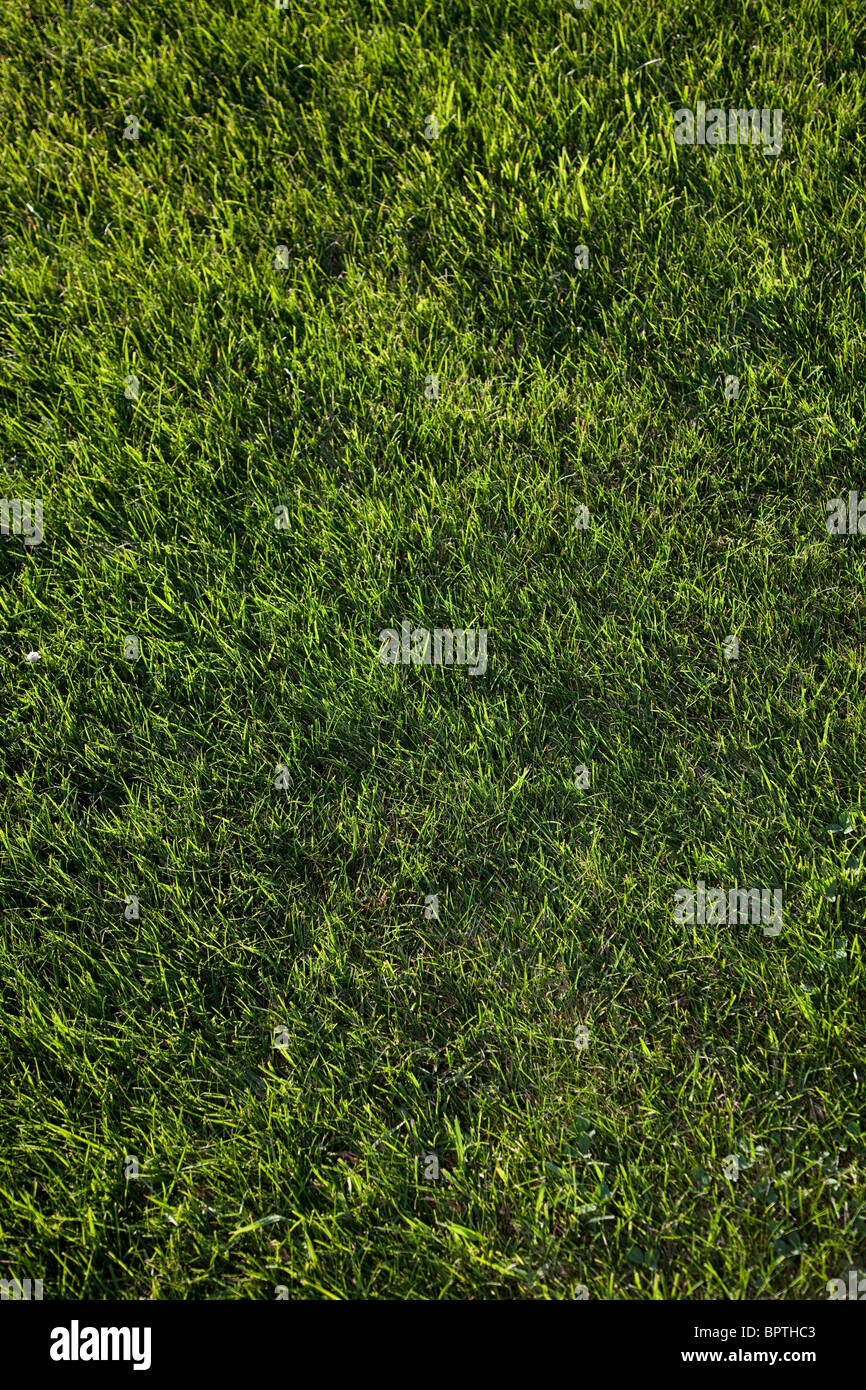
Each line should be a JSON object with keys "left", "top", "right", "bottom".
{"left": 1, "top": 0, "right": 865, "bottom": 1300}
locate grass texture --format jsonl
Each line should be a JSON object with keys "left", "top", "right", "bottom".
{"left": 0, "top": 0, "right": 865, "bottom": 1298}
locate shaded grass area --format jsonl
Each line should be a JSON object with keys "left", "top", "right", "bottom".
{"left": 0, "top": 0, "right": 864, "bottom": 1297}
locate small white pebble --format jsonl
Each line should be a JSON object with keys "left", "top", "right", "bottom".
{"left": 25, "top": 651, "right": 41, "bottom": 662}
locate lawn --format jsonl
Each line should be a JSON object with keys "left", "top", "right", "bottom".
{"left": 1, "top": 0, "right": 864, "bottom": 1299}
